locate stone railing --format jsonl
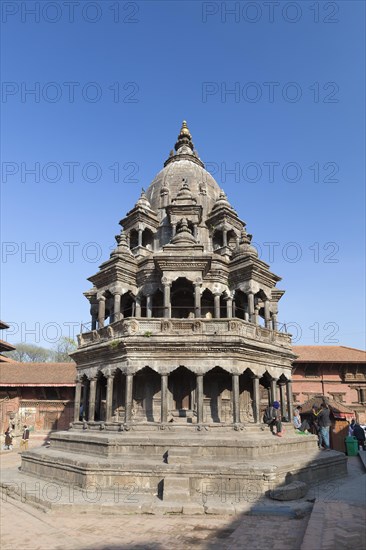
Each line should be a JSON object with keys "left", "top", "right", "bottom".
{"left": 77, "top": 317, "right": 292, "bottom": 348}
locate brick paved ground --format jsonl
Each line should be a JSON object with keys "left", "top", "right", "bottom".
{"left": 1, "top": 437, "right": 365, "bottom": 550}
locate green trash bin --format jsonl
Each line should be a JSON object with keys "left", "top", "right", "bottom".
{"left": 345, "top": 436, "right": 359, "bottom": 456}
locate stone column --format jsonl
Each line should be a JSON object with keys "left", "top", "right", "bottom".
{"left": 160, "top": 374, "right": 168, "bottom": 423}
{"left": 244, "top": 305, "right": 249, "bottom": 322}
{"left": 135, "top": 296, "right": 141, "bottom": 317}
{"left": 82, "top": 380, "right": 88, "bottom": 420}
{"left": 222, "top": 230, "right": 228, "bottom": 247}
{"left": 163, "top": 282, "right": 171, "bottom": 319}
{"left": 286, "top": 380, "right": 294, "bottom": 421}
{"left": 272, "top": 313, "right": 278, "bottom": 331}
{"left": 125, "top": 374, "right": 134, "bottom": 423}
{"left": 214, "top": 294, "right": 221, "bottom": 319}
{"left": 247, "top": 292, "right": 255, "bottom": 323}
{"left": 74, "top": 380, "right": 82, "bottom": 422}
{"left": 171, "top": 223, "right": 176, "bottom": 237}
{"left": 226, "top": 298, "right": 233, "bottom": 319}
{"left": 232, "top": 374, "right": 240, "bottom": 424}
{"left": 279, "top": 382, "right": 286, "bottom": 419}
{"left": 252, "top": 376, "right": 261, "bottom": 423}
{"left": 254, "top": 304, "right": 260, "bottom": 325}
{"left": 113, "top": 293, "right": 121, "bottom": 322}
{"left": 91, "top": 311, "right": 97, "bottom": 330}
{"left": 196, "top": 374, "right": 204, "bottom": 424}
{"left": 98, "top": 296, "right": 106, "bottom": 328}
{"left": 146, "top": 294, "right": 153, "bottom": 318}
{"left": 88, "top": 378, "right": 97, "bottom": 421}
{"left": 105, "top": 374, "right": 114, "bottom": 422}
{"left": 270, "top": 378, "right": 278, "bottom": 403}
{"left": 264, "top": 300, "right": 271, "bottom": 329}
{"left": 194, "top": 284, "right": 201, "bottom": 318}
{"left": 138, "top": 228, "right": 143, "bottom": 247}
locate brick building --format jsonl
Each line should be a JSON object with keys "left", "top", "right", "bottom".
{"left": 292, "top": 346, "right": 366, "bottom": 423}
{"left": 0, "top": 362, "right": 75, "bottom": 434}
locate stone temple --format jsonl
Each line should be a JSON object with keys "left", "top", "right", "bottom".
{"left": 21, "top": 122, "right": 346, "bottom": 508}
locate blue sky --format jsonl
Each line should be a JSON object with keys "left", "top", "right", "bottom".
{"left": 1, "top": 1, "right": 365, "bottom": 349}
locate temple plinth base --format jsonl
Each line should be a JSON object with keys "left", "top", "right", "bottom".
{"left": 15, "top": 426, "right": 347, "bottom": 512}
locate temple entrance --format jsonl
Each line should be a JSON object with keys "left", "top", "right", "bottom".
{"left": 169, "top": 366, "right": 195, "bottom": 418}
{"left": 171, "top": 278, "right": 194, "bottom": 318}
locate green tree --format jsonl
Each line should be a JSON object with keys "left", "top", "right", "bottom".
{"left": 51, "top": 337, "right": 77, "bottom": 362}
{"left": 6, "top": 343, "right": 52, "bottom": 363}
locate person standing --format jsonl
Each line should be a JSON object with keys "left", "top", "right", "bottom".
{"left": 21, "top": 425, "right": 30, "bottom": 450}
{"left": 317, "top": 402, "right": 331, "bottom": 450}
{"left": 3, "top": 428, "right": 13, "bottom": 450}
{"left": 352, "top": 423, "right": 366, "bottom": 450}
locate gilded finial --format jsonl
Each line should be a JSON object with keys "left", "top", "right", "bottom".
{"left": 174, "top": 120, "right": 194, "bottom": 151}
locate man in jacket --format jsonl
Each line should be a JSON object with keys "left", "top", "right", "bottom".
{"left": 317, "top": 403, "right": 331, "bottom": 450}
{"left": 264, "top": 401, "right": 283, "bottom": 437}
{"left": 352, "top": 423, "right": 366, "bottom": 450}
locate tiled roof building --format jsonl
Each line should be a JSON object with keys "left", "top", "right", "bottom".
{"left": 292, "top": 345, "right": 366, "bottom": 423}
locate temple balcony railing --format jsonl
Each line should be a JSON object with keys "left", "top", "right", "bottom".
{"left": 77, "top": 317, "right": 292, "bottom": 349}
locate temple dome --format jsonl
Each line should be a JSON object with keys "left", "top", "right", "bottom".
{"left": 145, "top": 121, "right": 222, "bottom": 215}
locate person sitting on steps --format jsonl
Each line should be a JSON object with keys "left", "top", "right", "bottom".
{"left": 263, "top": 401, "right": 284, "bottom": 437}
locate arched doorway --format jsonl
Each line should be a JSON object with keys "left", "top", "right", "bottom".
{"left": 169, "top": 366, "right": 195, "bottom": 416}
{"left": 95, "top": 372, "right": 107, "bottom": 421}
{"left": 203, "top": 367, "right": 232, "bottom": 423}
{"left": 171, "top": 278, "right": 194, "bottom": 318}
{"left": 201, "top": 288, "right": 214, "bottom": 318}
{"left": 133, "top": 367, "right": 160, "bottom": 422}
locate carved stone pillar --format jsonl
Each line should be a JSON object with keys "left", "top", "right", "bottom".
{"left": 214, "top": 294, "right": 221, "bottom": 319}
{"left": 223, "top": 229, "right": 227, "bottom": 247}
{"left": 171, "top": 223, "right": 176, "bottom": 237}
{"left": 125, "top": 374, "right": 134, "bottom": 423}
{"left": 286, "top": 380, "right": 294, "bottom": 421}
{"left": 105, "top": 374, "right": 114, "bottom": 422}
{"left": 74, "top": 380, "right": 82, "bottom": 422}
{"left": 244, "top": 305, "right": 249, "bottom": 322}
{"left": 247, "top": 292, "right": 255, "bottom": 323}
{"left": 270, "top": 377, "right": 278, "bottom": 403}
{"left": 279, "top": 382, "right": 286, "bottom": 419}
{"left": 264, "top": 300, "right": 271, "bottom": 329}
{"left": 160, "top": 374, "right": 168, "bottom": 423}
{"left": 82, "top": 380, "right": 88, "bottom": 420}
{"left": 113, "top": 293, "right": 121, "bottom": 322}
{"left": 226, "top": 298, "right": 233, "bottom": 319}
{"left": 138, "top": 228, "right": 143, "bottom": 247}
{"left": 146, "top": 294, "right": 153, "bottom": 318}
{"left": 98, "top": 296, "right": 106, "bottom": 328}
{"left": 163, "top": 282, "right": 171, "bottom": 319}
{"left": 196, "top": 374, "right": 204, "bottom": 424}
{"left": 91, "top": 309, "right": 98, "bottom": 330}
{"left": 254, "top": 304, "right": 260, "bottom": 325}
{"left": 272, "top": 313, "right": 278, "bottom": 331}
{"left": 194, "top": 283, "right": 201, "bottom": 318}
{"left": 232, "top": 374, "right": 240, "bottom": 424}
{"left": 135, "top": 296, "right": 141, "bottom": 317}
{"left": 88, "top": 378, "right": 97, "bottom": 421}
{"left": 252, "top": 375, "right": 260, "bottom": 423}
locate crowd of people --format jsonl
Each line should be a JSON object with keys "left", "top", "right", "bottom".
{"left": 264, "top": 400, "right": 366, "bottom": 452}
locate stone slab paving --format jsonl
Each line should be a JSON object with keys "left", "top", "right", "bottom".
{"left": 301, "top": 456, "right": 366, "bottom": 550}
{"left": 1, "top": 443, "right": 365, "bottom": 550}
{"left": 1, "top": 497, "right": 310, "bottom": 550}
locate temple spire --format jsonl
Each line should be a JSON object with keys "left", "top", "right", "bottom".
{"left": 175, "top": 120, "right": 194, "bottom": 151}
